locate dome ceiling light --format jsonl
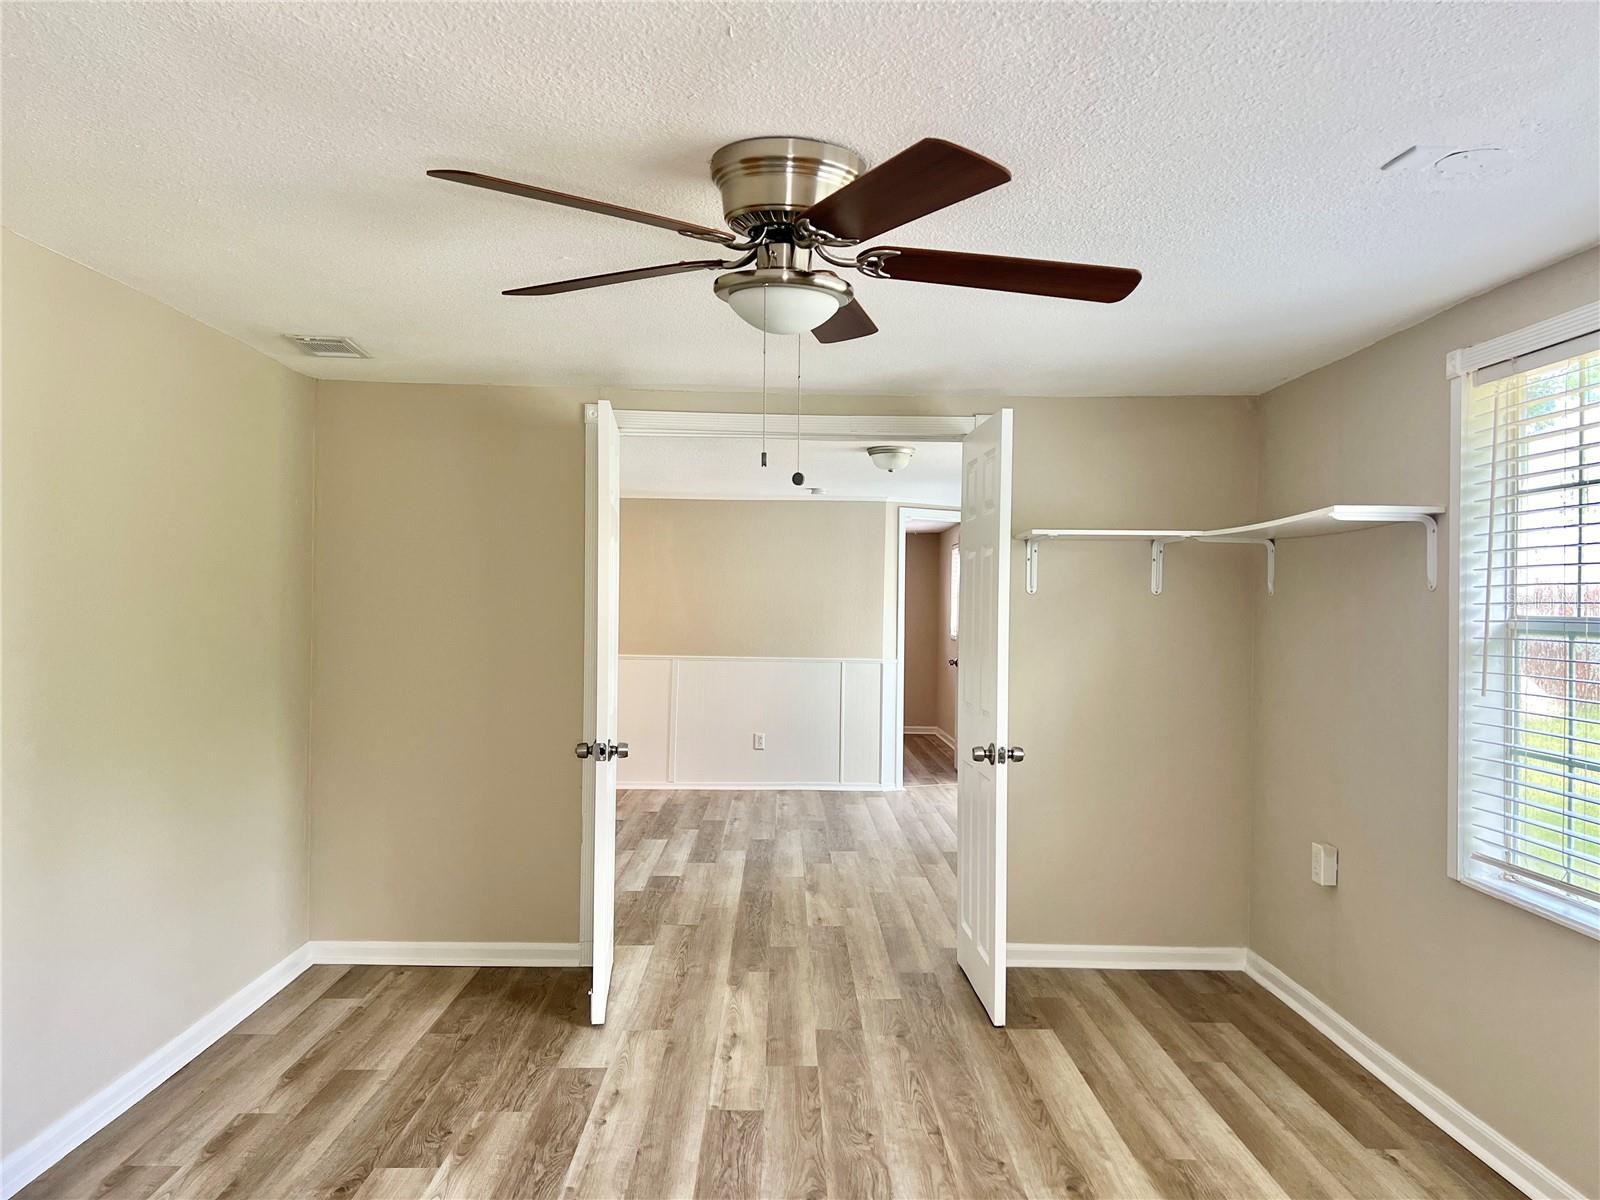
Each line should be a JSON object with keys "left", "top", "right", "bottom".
{"left": 867, "top": 445, "right": 915, "bottom": 473}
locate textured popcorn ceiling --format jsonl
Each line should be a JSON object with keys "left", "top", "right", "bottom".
{"left": 2, "top": 2, "right": 1596, "bottom": 397}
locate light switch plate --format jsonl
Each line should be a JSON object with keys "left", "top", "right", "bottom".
{"left": 752, "top": 733, "right": 766, "bottom": 751}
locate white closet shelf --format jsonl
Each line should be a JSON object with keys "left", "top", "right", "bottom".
{"left": 1019, "top": 504, "right": 1445, "bottom": 596}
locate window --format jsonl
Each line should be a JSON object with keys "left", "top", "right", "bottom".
{"left": 1454, "top": 309, "right": 1600, "bottom": 937}
{"left": 949, "top": 543, "right": 961, "bottom": 642}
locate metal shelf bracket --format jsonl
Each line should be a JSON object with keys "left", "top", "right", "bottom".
{"left": 1025, "top": 537, "right": 1039, "bottom": 595}
{"left": 1150, "top": 537, "right": 1186, "bottom": 595}
{"left": 1413, "top": 513, "right": 1439, "bottom": 591}
{"left": 1206, "top": 536, "right": 1277, "bottom": 595}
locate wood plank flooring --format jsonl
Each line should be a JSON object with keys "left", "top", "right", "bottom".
{"left": 902, "top": 732, "right": 956, "bottom": 786}
{"left": 23, "top": 762, "right": 1521, "bottom": 1199}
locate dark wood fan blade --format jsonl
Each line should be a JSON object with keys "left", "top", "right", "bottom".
{"left": 800, "top": 139, "right": 1010, "bottom": 242}
{"left": 864, "top": 246, "right": 1141, "bottom": 303}
{"left": 428, "top": 169, "right": 734, "bottom": 244}
{"left": 812, "top": 299, "right": 878, "bottom": 343}
{"left": 503, "top": 260, "right": 731, "bottom": 296}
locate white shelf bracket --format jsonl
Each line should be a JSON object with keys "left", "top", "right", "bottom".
{"left": 1413, "top": 513, "right": 1439, "bottom": 591}
{"left": 1150, "top": 537, "right": 1185, "bottom": 595}
{"left": 1207, "top": 536, "right": 1276, "bottom": 595}
{"left": 1025, "top": 537, "right": 1039, "bottom": 595}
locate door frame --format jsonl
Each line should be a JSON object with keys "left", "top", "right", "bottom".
{"left": 895, "top": 505, "right": 961, "bottom": 789}
{"left": 586, "top": 407, "right": 981, "bottom": 1021}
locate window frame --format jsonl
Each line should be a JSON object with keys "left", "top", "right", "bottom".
{"left": 1448, "top": 302, "right": 1600, "bottom": 940}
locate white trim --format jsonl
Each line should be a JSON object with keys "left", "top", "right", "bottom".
{"left": 1006, "top": 943, "right": 1246, "bottom": 970}
{"left": 1448, "top": 374, "right": 1465, "bottom": 884}
{"left": 1445, "top": 301, "right": 1600, "bottom": 379}
{"left": 1245, "top": 953, "right": 1584, "bottom": 1200}
{"left": 620, "top": 781, "right": 891, "bottom": 793}
{"left": 1, "top": 944, "right": 313, "bottom": 1200}
{"left": 306, "top": 941, "right": 583, "bottom": 967}
{"left": 612, "top": 409, "right": 978, "bottom": 441}
{"left": 621, "top": 653, "right": 891, "bottom": 663}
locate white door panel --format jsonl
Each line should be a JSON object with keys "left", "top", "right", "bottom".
{"left": 580, "top": 400, "right": 621, "bottom": 1024}
{"left": 957, "top": 409, "right": 1012, "bottom": 1026}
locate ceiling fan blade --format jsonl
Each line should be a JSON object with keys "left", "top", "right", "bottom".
{"left": 812, "top": 299, "right": 878, "bottom": 344}
{"left": 428, "top": 169, "right": 734, "bottom": 244}
{"left": 863, "top": 246, "right": 1142, "bottom": 303}
{"left": 503, "top": 259, "right": 732, "bottom": 296}
{"left": 800, "top": 139, "right": 1010, "bottom": 242}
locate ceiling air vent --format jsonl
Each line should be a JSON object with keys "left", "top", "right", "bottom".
{"left": 284, "top": 334, "right": 369, "bottom": 359}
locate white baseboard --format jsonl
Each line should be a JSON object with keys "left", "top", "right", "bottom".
{"left": 619, "top": 782, "right": 890, "bottom": 792}
{"left": 905, "top": 725, "right": 956, "bottom": 750}
{"left": 1245, "top": 952, "right": 1583, "bottom": 1200}
{"left": 307, "top": 941, "right": 583, "bottom": 967}
{"left": 1, "top": 943, "right": 313, "bottom": 1200}
{"left": 1008, "top": 943, "right": 1246, "bottom": 970}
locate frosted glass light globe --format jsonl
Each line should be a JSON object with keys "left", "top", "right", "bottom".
{"left": 726, "top": 284, "right": 844, "bottom": 334}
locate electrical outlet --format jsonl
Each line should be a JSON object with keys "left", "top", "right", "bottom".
{"left": 1312, "top": 842, "right": 1339, "bottom": 887}
{"left": 752, "top": 733, "right": 766, "bottom": 751}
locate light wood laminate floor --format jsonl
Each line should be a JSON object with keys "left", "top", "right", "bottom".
{"left": 23, "top": 783, "right": 1521, "bottom": 1199}
{"left": 902, "top": 733, "right": 956, "bottom": 786}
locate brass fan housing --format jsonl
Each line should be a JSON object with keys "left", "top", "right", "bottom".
{"left": 710, "top": 137, "right": 866, "bottom": 235}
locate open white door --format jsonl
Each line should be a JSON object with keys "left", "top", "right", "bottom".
{"left": 957, "top": 409, "right": 1013, "bottom": 1026}
{"left": 578, "top": 400, "right": 621, "bottom": 1024}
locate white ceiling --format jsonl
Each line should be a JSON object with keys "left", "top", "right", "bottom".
{"left": 622, "top": 436, "right": 961, "bottom": 507}
{"left": 3, "top": 2, "right": 1596, "bottom": 398}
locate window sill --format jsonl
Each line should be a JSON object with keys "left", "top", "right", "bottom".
{"left": 1457, "top": 869, "right": 1600, "bottom": 940}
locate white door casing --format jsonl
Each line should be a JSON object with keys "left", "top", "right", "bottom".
{"left": 957, "top": 409, "right": 1012, "bottom": 1026}
{"left": 580, "top": 400, "right": 621, "bottom": 1024}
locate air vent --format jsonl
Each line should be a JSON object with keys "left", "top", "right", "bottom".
{"left": 284, "top": 334, "right": 369, "bottom": 359}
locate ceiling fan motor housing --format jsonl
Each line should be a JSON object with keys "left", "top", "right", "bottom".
{"left": 709, "top": 137, "right": 865, "bottom": 235}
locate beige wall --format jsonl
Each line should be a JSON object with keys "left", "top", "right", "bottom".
{"left": 1253, "top": 247, "right": 1600, "bottom": 1195}
{"left": 936, "top": 525, "right": 960, "bottom": 738}
{"left": 620, "top": 499, "right": 894, "bottom": 660}
{"left": 1, "top": 232, "right": 315, "bottom": 1153}
{"left": 305, "top": 386, "right": 1257, "bottom": 951}
{"left": 902, "top": 531, "right": 942, "bottom": 728}
{"left": 308, "top": 382, "right": 587, "bottom": 941}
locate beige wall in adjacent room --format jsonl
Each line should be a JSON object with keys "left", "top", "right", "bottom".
{"left": 902, "top": 531, "right": 943, "bottom": 728}
{"left": 1, "top": 232, "right": 315, "bottom": 1154}
{"left": 1252, "top": 247, "right": 1600, "bottom": 1195}
{"left": 936, "top": 525, "right": 960, "bottom": 739}
{"left": 619, "top": 498, "right": 894, "bottom": 660}
{"left": 308, "top": 381, "right": 589, "bottom": 942}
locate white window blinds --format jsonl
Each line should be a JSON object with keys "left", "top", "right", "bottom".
{"left": 1458, "top": 334, "right": 1600, "bottom": 933}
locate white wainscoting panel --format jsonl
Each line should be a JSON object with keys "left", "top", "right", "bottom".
{"left": 618, "top": 656, "right": 892, "bottom": 789}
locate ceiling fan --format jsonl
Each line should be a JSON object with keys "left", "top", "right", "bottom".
{"left": 428, "top": 136, "right": 1142, "bottom": 343}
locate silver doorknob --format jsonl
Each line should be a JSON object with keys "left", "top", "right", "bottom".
{"left": 612, "top": 741, "right": 630, "bottom": 760}
{"left": 971, "top": 743, "right": 996, "bottom": 764}
{"left": 574, "top": 741, "right": 595, "bottom": 760}
{"left": 1004, "top": 746, "right": 1026, "bottom": 763}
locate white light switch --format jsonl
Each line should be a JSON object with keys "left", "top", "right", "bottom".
{"left": 1312, "top": 842, "right": 1339, "bottom": 887}
{"left": 752, "top": 733, "right": 766, "bottom": 751}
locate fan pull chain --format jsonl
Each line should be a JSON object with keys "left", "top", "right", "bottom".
{"left": 760, "top": 291, "right": 768, "bottom": 468}
{"left": 793, "top": 334, "right": 805, "bottom": 486}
